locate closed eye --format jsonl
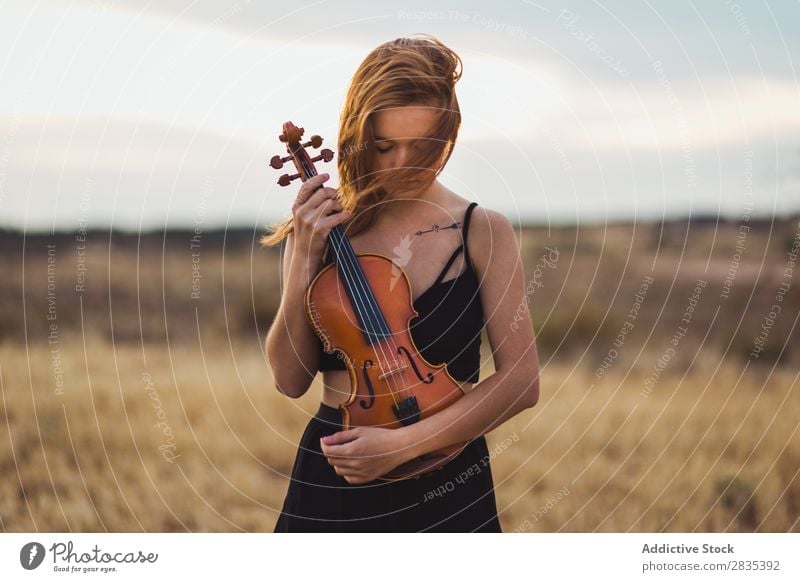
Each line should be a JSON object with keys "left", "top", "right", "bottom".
{"left": 374, "top": 142, "right": 425, "bottom": 154}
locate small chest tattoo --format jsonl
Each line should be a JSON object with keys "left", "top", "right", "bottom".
{"left": 415, "top": 221, "right": 462, "bottom": 236}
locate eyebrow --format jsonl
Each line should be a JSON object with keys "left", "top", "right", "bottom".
{"left": 373, "top": 135, "right": 431, "bottom": 142}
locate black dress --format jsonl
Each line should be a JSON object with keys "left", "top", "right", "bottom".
{"left": 274, "top": 202, "right": 502, "bottom": 532}
{"left": 273, "top": 403, "right": 502, "bottom": 532}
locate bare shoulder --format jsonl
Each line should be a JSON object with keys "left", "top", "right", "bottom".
{"left": 437, "top": 186, "right": 512, "bottom": 235}
{"left": 469, "top": 204, "right": 514, "bottom": 234}
{"left": 466, "top": 204, "right": 518, "bottom": 270}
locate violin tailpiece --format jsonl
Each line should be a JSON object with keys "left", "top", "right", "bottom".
{"left": 392, "top": 396, "right": 421, "bottom": 426}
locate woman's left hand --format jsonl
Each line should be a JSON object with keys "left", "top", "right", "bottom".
{"left": 320, "top": 426, "right": 415, "bottom": 484}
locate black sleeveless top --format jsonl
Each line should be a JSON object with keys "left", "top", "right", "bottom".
{"left": 314, "top": 202, "right": 484, "bottom": 384}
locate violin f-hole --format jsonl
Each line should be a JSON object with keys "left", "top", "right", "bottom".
{"left": 397, "top": 346, "right": 434, "bottom": 384}
{"left": 358, "top": 359, "right": 376, "bottom": 409}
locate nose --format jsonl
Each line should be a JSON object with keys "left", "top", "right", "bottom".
{"left": 392, "top": 146, "right": 410, "bottom": 169}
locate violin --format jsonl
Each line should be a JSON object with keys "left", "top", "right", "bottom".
{"left": 270, "top": 121, "right": 469, "bottom": 480}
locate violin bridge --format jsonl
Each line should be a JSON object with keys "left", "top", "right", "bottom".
{"left": 377, "top": 363, "right": 408, "bottom": 382}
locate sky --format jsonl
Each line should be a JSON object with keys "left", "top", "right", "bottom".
{"left": 0, "top": 0, "right": 798, "bottom": 232}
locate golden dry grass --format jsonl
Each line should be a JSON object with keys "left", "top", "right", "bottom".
{"left": 1, "top": 336, "right": 797, "bottom": 532}
{"left": 1, "top": 218, "right": 797, "bottom": 531}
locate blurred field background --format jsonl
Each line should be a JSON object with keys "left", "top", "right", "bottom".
{"left": 1, "top": 216, "right": 798, "bottom": 532}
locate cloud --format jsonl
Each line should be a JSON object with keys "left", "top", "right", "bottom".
{"left": 2, "top": 0, "right": 798, "bottom": 229}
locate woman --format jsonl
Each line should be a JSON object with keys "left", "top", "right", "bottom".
{"left": 261, "top": 34, "right": 540, "bottom": 532}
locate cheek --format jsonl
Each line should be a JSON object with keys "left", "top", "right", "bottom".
{"left": 373, "top": 154, "right": 394, "bottom": 172}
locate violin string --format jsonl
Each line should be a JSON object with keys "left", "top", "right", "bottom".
{"left": 328, "top": 227, "right": 404, "bottom": 408}
{"left": 342, "top": 232, "right": 420, "bottom": 412}
{"left": 317, "top": 178, "right": 417, "bottom": 405}
{"left": 311, "top": 187, "right": 395, "bottom": 389}
{"left": 337, "top": 229, "right": 408, "bottom": 374}
{"left": 334, "top": 231, "right": 427, "bottom": 419}
{"left": 301, "top": 154, "right": 407, "bottom": 413}
{"left": 337, "top": 231, "right": 406, "bottom": 371}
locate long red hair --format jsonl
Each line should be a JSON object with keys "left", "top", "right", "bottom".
{"left": 259, "top": 34, "right": 463, "bottom": 247}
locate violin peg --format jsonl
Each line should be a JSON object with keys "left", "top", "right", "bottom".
{"left": 310, "top": 148, "right": 334, "bottom": 164}
{"left": 270, "top": 154, "right": 292, "bottom": 169}
{"left": 303, "top": 135, "right": 323, "bottom": 149}
{"left": 277, "top": 173, "right": 300, "bottom": 187}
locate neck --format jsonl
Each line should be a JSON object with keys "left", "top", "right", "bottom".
{"left": 379, "top": 180, "right": 443, "bottom": 225}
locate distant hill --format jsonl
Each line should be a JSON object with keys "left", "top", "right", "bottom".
{"left": 1, "top": 215, "right": 797, "bottom": 369}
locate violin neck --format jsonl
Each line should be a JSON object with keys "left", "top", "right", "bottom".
{"left": 327, "top": 224, "right": 392, "bottom": 346}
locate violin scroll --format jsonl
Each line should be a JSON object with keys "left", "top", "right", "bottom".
{"left": 270, "top": 121, "right": 334, "bottom": 186}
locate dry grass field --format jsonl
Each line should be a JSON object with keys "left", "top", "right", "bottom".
{"left": 1, "top": 217, "right": 798, "bottom": 532}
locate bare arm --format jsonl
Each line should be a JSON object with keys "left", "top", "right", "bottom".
{"left": 265, "top": 173, "right": 350, "bottom": 398}
{"left": 399, "top": 207, "right": 540, "bottom": 454}
{"left": 266, "top": 233, "right": 322, "bottom": 398}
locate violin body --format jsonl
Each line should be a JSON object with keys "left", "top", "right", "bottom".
{"left": 307, "top": 253, "right": 469, "bottom": 480}
{"left": 271, "top": 120, "right": 469, "bottom": 481}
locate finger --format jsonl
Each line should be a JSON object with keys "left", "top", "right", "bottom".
{"left": 299, "top": 200, "right": 338, "bottom": 236}
{"left": 332, "top": 464, "right": 360, "bottom": 478}
{"left": 328, "top": 208, "right": 352, "bottom": 226}
{"left": 322, "top": 430, "right": 359, "bottom": 446}
{"left": 293, "top": 174, "right": 329, "bottom": 208}
{"left": 327, "top": 456, "right": 357, "bottom": 469}
{"left": 306, "top": 189, "right": 343, "bottom": 219}
{"left": 320, "top": 440, "right": 351, "bottom": 458}
{"left": 345, "top": 474, "right": 369, "bottom": 485}
{"left": 293, "top": 195, "right": 340, "bottom": 235}
{"left": 298, "top": 173, "right": 329, "bottom": 196}
{"left": 306, "top": 210, "right": 350, "bottom": 241}
{"left": 295, "top": 190, "right": 338, "bottom": 224}
{"left": 321, "top": 439, "right": 365, "bottom": 460}
{"left": 311, "top": 195, "right": 342, "bottom": 218}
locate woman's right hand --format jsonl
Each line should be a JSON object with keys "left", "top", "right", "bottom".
{"left": 291, "top": 173, "right": 351, "bottom": 265}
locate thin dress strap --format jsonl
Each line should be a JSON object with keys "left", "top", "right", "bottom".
{"left": 431, "top": 202, "right": 479, "bottom": 286}
{"left": 461, "top": 201, "right": 479, "bottom": 271}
